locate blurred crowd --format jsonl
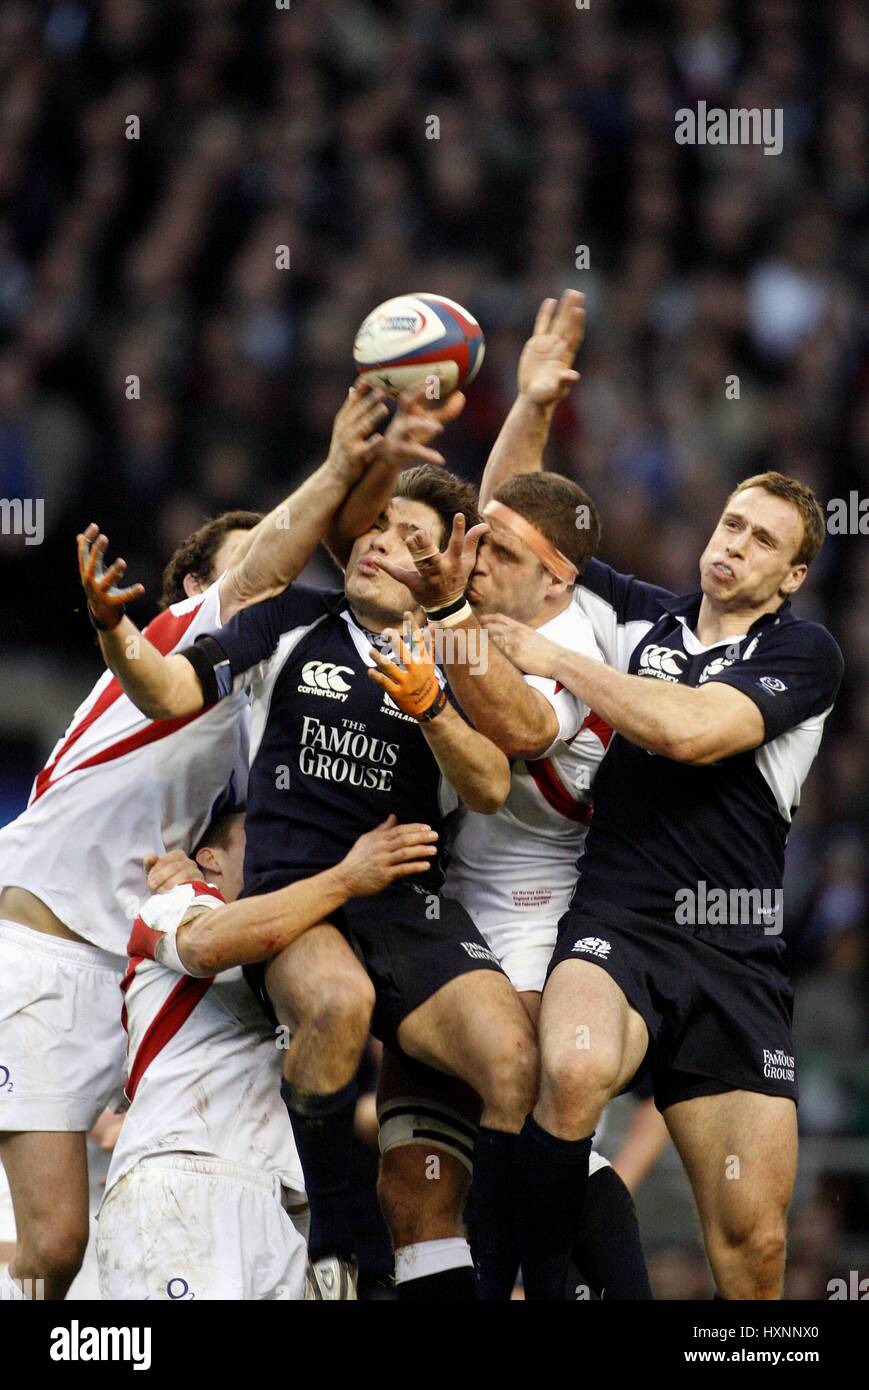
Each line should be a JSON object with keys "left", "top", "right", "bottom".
{"left": 0, "top": 0, "right": 866, "bottom": 1293}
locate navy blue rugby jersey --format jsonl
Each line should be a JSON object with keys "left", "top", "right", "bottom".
{"left": 181, "top": 585, "right": 460, "bottom": 897}
{"left": 571, "top": 559, "right": 844, "bottom": 924}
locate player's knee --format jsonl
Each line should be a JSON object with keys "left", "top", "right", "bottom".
{"left": 711, "top": 1214, "right": 787, "bottom": 1295}
{"left": 539, "top": 1044, "right": 618, "bottom": 1129}
{"left": 476, "top": 1035, "right": 538, "bottom": 1125}
{"left": 18, "top": 1216, "right": 88, "bottom": 1289}
{"left": 306, "top": 969, "right": 375, "bottom": 1042}
{"left": 377, "top": 1146, "right": 467, "bottom": 1246}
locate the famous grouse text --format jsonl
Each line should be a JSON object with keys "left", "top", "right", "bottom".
{"left": 299, "top": 716, "right": 399, "bottom": 791}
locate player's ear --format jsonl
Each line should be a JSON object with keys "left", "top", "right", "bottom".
{"left": 546, "top": 573, "right": 569, "bottom": 600}
{"left": 781, "top": 563, "right": 808, "bottom": 597}
{"left": 195, "top": 846, "right": 219, "bottom": 877}
{"left": 182, "top": 572, "right": 201, "bottom": 599}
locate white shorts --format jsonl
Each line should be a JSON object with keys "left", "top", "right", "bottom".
{"left": 0, "top": 919, "right": 126, "bottom": 1132}
{"left": 96, "top": 1154, "right": 308, "bottom": 1301}
{"left": 478, "top": 918, "right": 560, "bottom": 994}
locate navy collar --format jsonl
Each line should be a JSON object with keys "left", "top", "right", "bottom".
{"left": 660, "top": 589, "right": 792, "bottom": 635}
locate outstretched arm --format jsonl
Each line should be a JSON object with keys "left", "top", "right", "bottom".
{"left": 77, "top": 386, "right": 390, "bottom": 717}
{"left": 78, "top": 528, "right": 205, "bottom": 718}
{"left": 479, "top": 289, "right": 585, "bottom": 508}
{"left": 482, "top": 613, "right": 764, "bottom": 765}
{"left": 176, "top": 816, "right": 440, "bottom": 976}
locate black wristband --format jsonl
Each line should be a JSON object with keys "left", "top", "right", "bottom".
{"left": 87, "top": 604, "right": 122, "bottom": 633}
{"left": 418, "top": 685, "right": 448, "bottom": 722}
{"left": 424, "top": 594, "right": 469, "bottom": 623}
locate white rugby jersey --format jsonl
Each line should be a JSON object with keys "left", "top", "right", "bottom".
{"left": 105, "top": 881, "right": 304, "bottom": 1197}
{"left": 443, "top": 602, "right": 611, "bottom": 930}
{"left": 0, "top": 579, "right": 249, "bottom": 957}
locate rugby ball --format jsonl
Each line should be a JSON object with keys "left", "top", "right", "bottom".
{"left": 353, "top": 293, "right": 485, "bottom": 396}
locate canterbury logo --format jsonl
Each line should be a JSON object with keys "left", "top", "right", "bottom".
{"left": 298, "top": 662, "right": 354, "bottom": 700}
{"left": 638, "top": 644, "right": 687, "bottom": 679}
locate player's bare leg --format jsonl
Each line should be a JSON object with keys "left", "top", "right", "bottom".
{"left": 266, "top": 924, "right": 374, "bottom": 1095}
{"left": 394, "top": 969, "right": 537, "bottom": 1298}
{"left": 376, "top": 1048, "right": 479, "bottom": 1299}
{"left": 510, "top": 959, "right": 648, "bottom": 1298}
{"left": 397, "top": 970, "right": 537, "bottom": 1127}
{"left": 0, "top": 1130, "right": 90, "bottom": 1300}
{"left": 517, "top": 985, "right": 652, "bottom": 1300}
{"left": 663, "top": 1090, "right": 797, "bottom": 1299}
{"left": 264, "top": 924, "right": 375, "bottom": 1294}
{"left": 535, "top": 960, "right": 648, "bottom": 1139}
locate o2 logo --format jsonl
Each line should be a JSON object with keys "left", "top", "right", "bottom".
{"left": 0, "top": 1065, "right": 13, "bottom": 1094}
{"left": 166, "top": 1277, "right": 195, "bottom": 1300}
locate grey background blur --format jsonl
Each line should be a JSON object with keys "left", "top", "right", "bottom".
{"left": 0, "top": 0, "right": 866, "bottom": 1298}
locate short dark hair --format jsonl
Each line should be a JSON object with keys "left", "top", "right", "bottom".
{"left": 392, "top": 465, "right": 480, "bottom": 547}
{"left": 192, "top": 808, "right": 245, "bottom": 860}
{"left": 728, "top": 471, "right": 825, "bottom": 567}
{"left": 159, "top": 510, "right": 262, "bottom": 608}
{"left": 493, "top": 473, "right": 601, "bottom": 575}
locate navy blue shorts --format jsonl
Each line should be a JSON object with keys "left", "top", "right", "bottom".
{"left": 246, "top": 879, "right": 505, "bottom": 1052}
{"left": 547, "top": 899, "right": 798, "bottom": 1112}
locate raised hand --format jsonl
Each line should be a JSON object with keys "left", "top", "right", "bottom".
{"left": 517, "top": 289, "right": 586, "bottom": 406}
{"left": 77, "top": 523, "right": 145, "bottom": 631}
{"left": 326, "top": 381, "right": 390, "bottom": 484}
{"left": 370, "top": 511, "right": 487, "bottom": 609}
{"left": 479, "top": 611, "right": 561, "bottom": 678}
{"left": 379, "top": 378, "right": 466, "bottom": 471}
{"left": 338, "top": 813, "right": 439, "bottom": 895}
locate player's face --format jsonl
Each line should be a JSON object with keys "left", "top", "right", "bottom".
{"left": 467, "top": 516, "right": 553, "bottom": 621}
{"left": 346, "top": 497, "right": 444, "bottom": 627}
{"left": 209, "top": 529, "right": 252, "bottom": 583}
{"left": 699, "top": 488, "right": 808, "bottom": 613}
{"left": 185, "top": 528, "right": 254, "bottom": 597}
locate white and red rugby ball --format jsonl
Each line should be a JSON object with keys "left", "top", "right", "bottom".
{"left": 353, "top": 293, "right": 485, "bottom": 396}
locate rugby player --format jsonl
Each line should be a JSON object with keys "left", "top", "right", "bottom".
{"left": 476, "top": 322, "right": 844, "bottom": 1298}
{"left": 0, "top": 381, "right": 440, "bottom": 1300}
{"left": 81, "top": 465, "right": 540, "bottom": 1301}
{"left": 97, "top": 809, "right": 438, "bottom": 1300}
{"left": 337, "top": 292, "right": 663, "bottom": 1298}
